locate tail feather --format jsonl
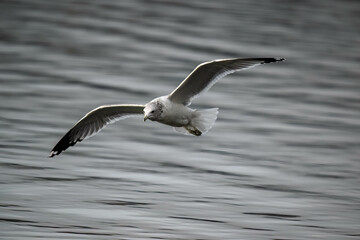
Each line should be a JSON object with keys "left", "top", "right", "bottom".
{"left": 193, "top": 108, "right": 219, "bottom": 134}
{"left": 173, "top": 108, "right": 219, "bottom": 136}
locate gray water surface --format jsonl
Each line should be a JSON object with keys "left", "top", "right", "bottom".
{"left": 1, "top": 0, "right": 360, "bottom": 239}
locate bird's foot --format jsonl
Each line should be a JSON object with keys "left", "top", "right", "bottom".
{"left": 185, "top": 126, "right": 202, "bottom": 136}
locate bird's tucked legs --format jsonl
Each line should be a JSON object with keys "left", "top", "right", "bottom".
{"left": 185, "top": 126, "right": 202, "bottom": 136}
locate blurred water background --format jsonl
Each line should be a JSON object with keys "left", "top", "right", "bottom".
{"left": 1, "top": 0, "right": 359, "bottom": 239}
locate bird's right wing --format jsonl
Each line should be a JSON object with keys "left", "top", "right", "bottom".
{"left": 49, "top": 104, "right": 145, "bottom": 157}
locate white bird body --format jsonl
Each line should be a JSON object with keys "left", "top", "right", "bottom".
{"left": 145, "top": 96, "right": 192, "bottom": 127}
{"left": 144, "top": 95, "right": 219, "bottom": 135}
{"left": 49, "top": 57, "right": 284, "bottom": 157}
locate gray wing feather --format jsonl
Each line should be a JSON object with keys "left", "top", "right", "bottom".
{"left": 49, "top": 104, "right": 145, "bottom": 157}
{"left": 168, "top": 58, "right": 284, "bottom": 105}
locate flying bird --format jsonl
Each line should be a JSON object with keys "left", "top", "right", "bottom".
{"left": 49, "top": 58, "right": 284, "bottom": 157}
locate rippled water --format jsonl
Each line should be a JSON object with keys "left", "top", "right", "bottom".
{"left": 1, "top": 0, "right": 359, "bottom": 239}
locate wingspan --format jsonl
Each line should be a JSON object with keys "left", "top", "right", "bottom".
{"left": 49, "top": 104, "right": 145, "bottom": 157}
{"left": 168, "top": 58, "right": 284, "bottom": 105}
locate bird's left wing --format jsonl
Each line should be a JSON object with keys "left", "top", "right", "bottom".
{"left": 49, "top": 104, "right": 145, "bottom": 157}
{"left": 168, "top": 58, "right": 284, "bottom": 106}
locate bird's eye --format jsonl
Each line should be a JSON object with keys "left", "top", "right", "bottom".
{"left": 151, "top": 110, "right": 155, "bottom": 113}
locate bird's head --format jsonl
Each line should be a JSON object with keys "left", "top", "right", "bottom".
{"left": 144, "top": 100, "right": 164, "bottom": 121}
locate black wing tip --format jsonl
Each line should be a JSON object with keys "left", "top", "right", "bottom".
{"left": 49, "top": 143, "right": 68, "bottom": 158}
{"left": 261, "top": 58, "right": 285, "bottom": 64}
{"left": 49, "top": 132, "right": 82, "bottom": 158}
{"left": 49, "top": 135, "right": 69, "bottom": 158}
{"left": 48, "top": 141, "right": 78, "bottom": 158}
{"left": 48, "top": 151, "right": 59, "bottom": 158}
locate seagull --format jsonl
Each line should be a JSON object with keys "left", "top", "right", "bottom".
{"left": 49, "top": 58, "right": 284, "bottom": 157}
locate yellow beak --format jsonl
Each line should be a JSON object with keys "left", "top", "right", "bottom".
{"left": 144, "top": 115, "right": 148, "bottom": 121}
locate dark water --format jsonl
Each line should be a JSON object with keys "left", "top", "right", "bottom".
{"left": 1, "top": 0, "right": 359, "bottom": 239}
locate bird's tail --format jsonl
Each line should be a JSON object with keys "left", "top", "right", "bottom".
{"left": 174, "top": 108, "right": 219, "bottom": 136}
{"left": 193, "top": 108, "right": 219, "bottom": 134}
